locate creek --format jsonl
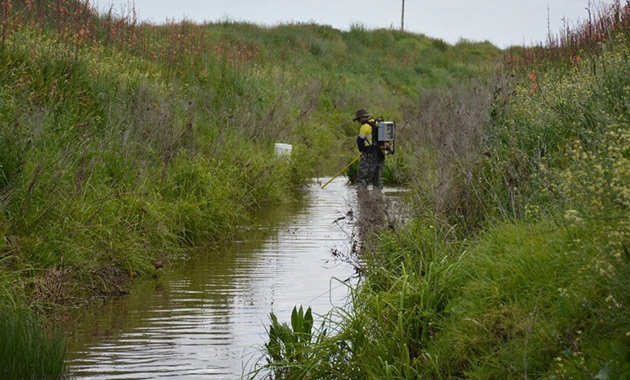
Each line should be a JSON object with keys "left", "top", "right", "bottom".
{"left": 65, "top": 177, "right": 365, "bottom": 379}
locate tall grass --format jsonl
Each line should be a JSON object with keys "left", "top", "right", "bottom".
{"left": 0, "top": 0, "right": 500, "bottom": 307}
{"left": 0, "top": 308, "right": 67, "bottom": 379}
{"left": 258, "top": 4, "right": 629, "bottom": 379}
{"left": 0, "top": 1, "right": 506, "bottom": 377}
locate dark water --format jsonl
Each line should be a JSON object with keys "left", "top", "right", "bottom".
{"left": 65, "top": 177, "right": 362, "bottom": 379}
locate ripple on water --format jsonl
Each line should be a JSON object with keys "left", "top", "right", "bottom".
{"left": 66, "top": 177, "right": 369, "bottom": 379}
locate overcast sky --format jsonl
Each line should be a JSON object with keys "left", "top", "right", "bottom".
{"left": 96, "top": 0, "right": 614, "bottom": 48}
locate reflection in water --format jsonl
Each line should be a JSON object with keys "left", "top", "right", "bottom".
{"left": 66, "top": 177, "right": 360, "bottom": 379}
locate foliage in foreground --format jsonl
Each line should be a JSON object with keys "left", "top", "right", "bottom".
{"left": 0, "top": 308, "right": 67, "bottom": 380}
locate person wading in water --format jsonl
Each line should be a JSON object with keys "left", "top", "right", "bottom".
{"left": 353, "top": 108, "right": 385, "bottom": 191}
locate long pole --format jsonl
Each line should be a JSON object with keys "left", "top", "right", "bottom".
{"left": 401, "top": 0, "right": 405, "bottom": 31}
{"left": 321, "top": 154, "right": 362, "bottom": 189}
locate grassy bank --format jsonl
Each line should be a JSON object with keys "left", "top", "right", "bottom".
{"left": 258, "top": 3, "right": 629, "bottom": 379}
{"left": 0, "top": 0, "right": 500, "bottom": 311}
{"left": 1, "top": 0, "right": 502, "bottom": 377}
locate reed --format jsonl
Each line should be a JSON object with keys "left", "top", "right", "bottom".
{"left": 0, "top": 308, "right": 67, "bottom": 379}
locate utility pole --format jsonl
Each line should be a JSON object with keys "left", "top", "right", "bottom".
{"left": 401, "top": 0, "right": 405, "bottom": 31}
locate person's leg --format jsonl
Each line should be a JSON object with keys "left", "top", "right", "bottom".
{"left": 372, "top": 157, "right": 385, "bottom": 189}
{"left": 356, "top": 154, "right": 371, "bottom": 189}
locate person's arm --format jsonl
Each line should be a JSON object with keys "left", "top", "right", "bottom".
{"left": 356, "top": 135, "right": 365, "bottom": 152}
{"left": 357, "top": 123, "right": 371, "bottom": 152}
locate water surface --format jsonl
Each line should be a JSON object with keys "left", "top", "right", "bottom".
{"left": 66, "top": 177, "right": 360, "bottom": 379}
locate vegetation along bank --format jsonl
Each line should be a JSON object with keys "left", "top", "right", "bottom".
{"left": 258, "top": 2, "right": 630, "bottom": 379}
{"left": 1, "top": 0, "right": 628, "bottom": 378}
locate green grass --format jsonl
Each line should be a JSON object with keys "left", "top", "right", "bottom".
{"left": 0, "top": 308, "right": 67, "bottom": 380}
{"left": 422, "top": 221, "right": 611, "bottom": 379}
{"left": 0, "top": 0, "right": 500, "bottom": 352}
{"left": 3, "top": 1, "right": 626, "bottom": 378}
{"left": 257, "top": 217, "right": 629, "bottom": 379}
{"left": 257, "top": 10, "right": 630, "bottom": 380}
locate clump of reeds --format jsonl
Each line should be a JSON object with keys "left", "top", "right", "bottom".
{"left": 0, "top": 308, "right": 67, "bottom": 379}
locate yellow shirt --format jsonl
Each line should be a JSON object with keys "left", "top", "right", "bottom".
{"left": 358, "top": 123, "right": 374, "bottom": 147}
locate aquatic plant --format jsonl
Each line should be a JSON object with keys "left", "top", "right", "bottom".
{"left": 262, "top": 306, "right": 317, "bottom": 378}
{"left": 0, "top": 308, "right": 67, "bottom": 379}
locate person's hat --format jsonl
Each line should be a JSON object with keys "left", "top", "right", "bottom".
{"left": 353, "top": 108, "right": 370, "bottom": 121}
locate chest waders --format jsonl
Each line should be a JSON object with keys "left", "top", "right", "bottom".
{"left": 357, "top": 125, "right": 385, "bottom": 189}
